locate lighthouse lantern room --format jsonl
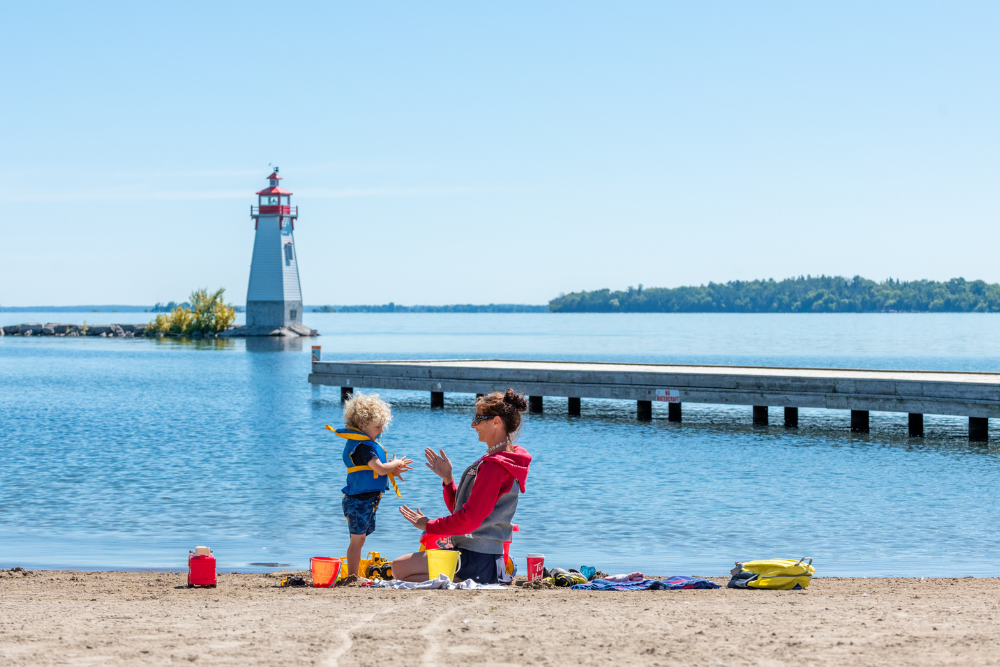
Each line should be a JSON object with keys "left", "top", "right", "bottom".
{"left": 246, "top": 167, "right": 303, "bottom": 330}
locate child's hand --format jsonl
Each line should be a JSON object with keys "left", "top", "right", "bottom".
{"left": 369, "top": 455, "right": 412, "bottom": 479}
{"left": 424, "top": 448, "right": 454, "bottom": 485}
{"left": 399, "top": 505, "right": 429, "bottom": 530}
{"left": 390, "top": 455, "right": 414, "bottom": 479}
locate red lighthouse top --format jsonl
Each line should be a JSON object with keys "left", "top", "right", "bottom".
{"left": 251, "top": 166, "right": 297, "bottom": 226}
{"left": 256, "top": 167, "right": 292, "bottom": 197}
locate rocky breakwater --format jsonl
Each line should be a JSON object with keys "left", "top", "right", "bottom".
{"left": 1, "top": 322, "right": 148, "bottom": 338}
{"left": 3, "top": 322, "right": 319, "bottom": 339}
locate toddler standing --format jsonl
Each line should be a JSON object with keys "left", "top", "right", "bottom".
{"left": 333, "top": 392, "right": 412, "bottom": 583}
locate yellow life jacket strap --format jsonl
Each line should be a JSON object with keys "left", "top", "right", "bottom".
{"left": 386, "top": 472, "right": 401, "bottom": 498}
{"left": 336, "top": 431, "right": 370, "bottom": 440}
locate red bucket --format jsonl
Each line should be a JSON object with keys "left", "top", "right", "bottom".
{"left": 311, "top": 557, "right": 341, "bottom": 588}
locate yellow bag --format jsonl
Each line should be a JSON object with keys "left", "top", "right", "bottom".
{"left": 728, "top": 558, "right": 814, "bottom": 590}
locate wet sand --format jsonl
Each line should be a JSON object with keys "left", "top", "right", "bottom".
{"left": 2, "top": 569, "right": 998, "bottom": 666}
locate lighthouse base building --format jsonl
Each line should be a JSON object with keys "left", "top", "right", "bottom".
{"left": 247, "top": 300, "right": 302, "bottom": 329}
{"left": 226, "top": 168, "right": 316, "bottom": 338}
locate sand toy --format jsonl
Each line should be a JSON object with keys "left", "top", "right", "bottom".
{"left": 363, "top": 552, "right": 393, "bottom": 580}
{"left": 310, "top": 557, "right": 341, "bottom": 587}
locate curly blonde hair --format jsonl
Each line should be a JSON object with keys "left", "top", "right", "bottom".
{"left": 343, "top": 392, "right": 392, "bottom": 431}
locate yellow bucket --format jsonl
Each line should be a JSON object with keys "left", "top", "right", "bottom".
{"left": 426, "top": 549, "right": 460, "bottom": 581}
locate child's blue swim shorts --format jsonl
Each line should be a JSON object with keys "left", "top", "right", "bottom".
{"left": 342, "top": 492, "right": 381, "bottom": 536}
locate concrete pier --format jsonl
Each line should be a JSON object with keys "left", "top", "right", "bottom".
{"left": 309, "top": 359, "right": 999, "bottom": 440}
{"left": 908, "top": 413, "right": 924, "bottom": 437}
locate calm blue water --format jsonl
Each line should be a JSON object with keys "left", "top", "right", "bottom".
{"left": 3, "top": 313, "right": 1000, "bottom": 577}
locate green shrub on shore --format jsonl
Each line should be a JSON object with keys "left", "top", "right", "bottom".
{"left": 148, "top": 288, "right": 236, "bottom": 335}
{"left": 190, "top": 288, "right": 237, "bottom": 332}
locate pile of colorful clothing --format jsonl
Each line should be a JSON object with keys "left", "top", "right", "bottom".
{"left": 571, "top": 576, "right": 720, "bottom": 591}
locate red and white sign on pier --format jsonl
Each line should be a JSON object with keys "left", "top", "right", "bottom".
{"left": 655, "top": 389, "right": 681, "bottom": 403}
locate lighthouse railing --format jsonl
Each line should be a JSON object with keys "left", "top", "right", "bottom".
{"left": 251, "top": 205, "right": 298, "bottom": 216}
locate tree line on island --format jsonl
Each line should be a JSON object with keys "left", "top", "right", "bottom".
{"left": 547, "top": 276, "right": 1000, "bottom": 313}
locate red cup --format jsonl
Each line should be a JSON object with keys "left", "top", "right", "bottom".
{"left": 526, "top": 553, "right": 544, "bottom": 581}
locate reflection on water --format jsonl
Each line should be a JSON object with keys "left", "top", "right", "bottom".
{"left": 245, "top": 336, "right": 305, "bottom": 353}
{"left": 2, "top": 314, "right": 1000, "bottom": 576}
{"left": 151, "top": 337, "right": 238, "bottom": 350}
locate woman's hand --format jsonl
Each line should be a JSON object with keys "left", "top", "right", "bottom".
{"left": 424, "top": 448, "right": 453, "bottom": 485}
{"left": 398, "top": 505, "right": 429, "bottom": 531}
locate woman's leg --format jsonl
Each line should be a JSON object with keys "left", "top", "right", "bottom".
{"left": 346, "top": 534, "right": 367, "bottom": 577}
{"left": 390, "top": 552, "right": 428, "bottom": 582}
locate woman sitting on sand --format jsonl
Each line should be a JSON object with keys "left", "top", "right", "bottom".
{"left": 393, "top": 389, "right": 532, "bottom": 584}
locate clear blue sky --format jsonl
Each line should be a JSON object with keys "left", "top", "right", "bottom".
{"left": 4, "top": 2, "right": 998, "bottom": 306}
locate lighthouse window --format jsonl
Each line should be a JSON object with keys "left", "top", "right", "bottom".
{"left": 281, "top": 196, "right": 290, "bottom": 205}
{"left": 284, "top": 243, "right": 294, "bottom": 262}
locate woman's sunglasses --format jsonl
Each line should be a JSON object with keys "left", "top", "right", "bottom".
{"left": 472, "top": 414, "right": 496, "bottom": 424}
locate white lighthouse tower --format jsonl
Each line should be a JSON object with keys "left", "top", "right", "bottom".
{"left": 246, "top": 167, "right": 303, "bottom": 330}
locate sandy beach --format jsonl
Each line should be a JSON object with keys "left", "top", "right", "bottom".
{"left": 2, "top": 569, "right": 998, "bottom": 666}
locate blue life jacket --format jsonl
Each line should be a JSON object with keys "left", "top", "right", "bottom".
{"left": 336, "top": 428, "right": 389, "bottom": 496}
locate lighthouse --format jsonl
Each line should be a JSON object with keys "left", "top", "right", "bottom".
{"left": 246, "top": 168, "right": 303, "bottom": 330}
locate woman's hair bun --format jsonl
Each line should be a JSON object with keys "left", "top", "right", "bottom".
{"left": 503, "top": 388, "right": 528, "bottom": 412}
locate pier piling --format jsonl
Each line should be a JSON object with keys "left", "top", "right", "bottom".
{"left": 969, "top": 417, "right": 989, "bottom": 442}
{"left": 668, "top": 402, "right": 682, "bottom": 422}
{"left": 753, "top": 406, "right": 768, "bottom": 426}
{"left": 637, "top": 400, "right": 652, "bottom": 421}
{"left": 431, "top": 391, "right": 444, "bottom": 408}
{"left": 851, "top": 410, "right": 870, "bottom": 433}
{"left": 529, "top": 396, "right": 543, "bottom": 413}
{"left": 784, "top": 407, "right": 799, "bottom": 428}
{"left": 908, "top": 413, "right": 924, "bottom": 437}
{"left": 340, "top": 387, "right": 353, "bottom": 402}
{"left": 568, "top": 397, "right": 581, "bottom": 415}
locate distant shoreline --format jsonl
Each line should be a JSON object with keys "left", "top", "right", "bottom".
{"left": 550, "top": 276, "right": 1000, "bottom": 313}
